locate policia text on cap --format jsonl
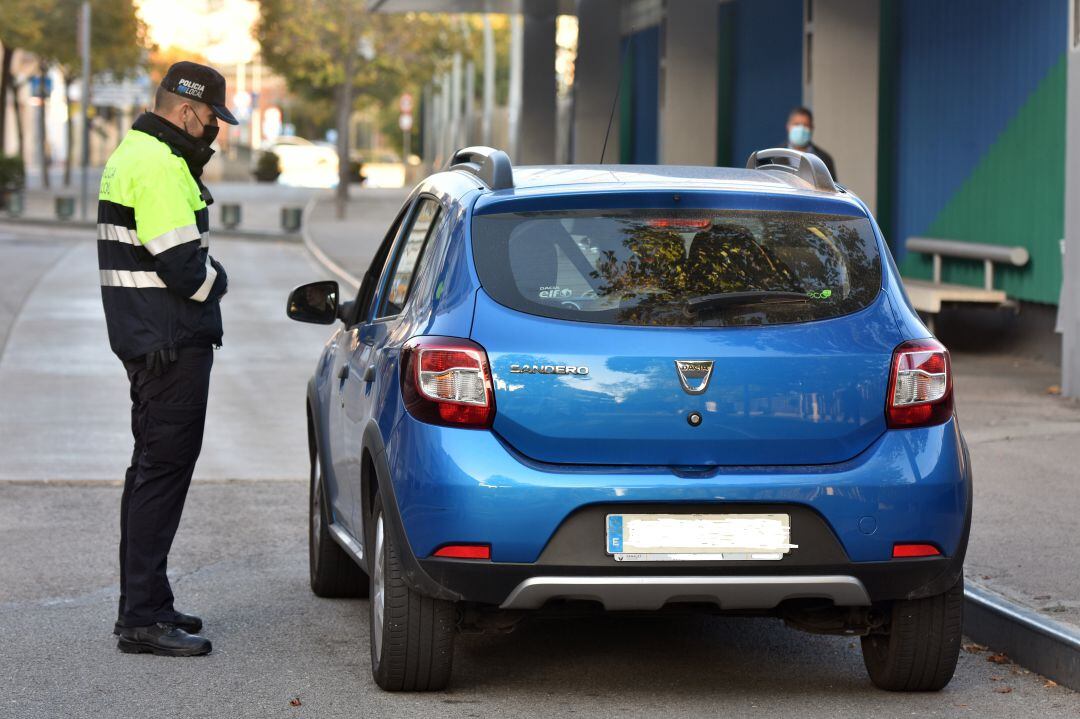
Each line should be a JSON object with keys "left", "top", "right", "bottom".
{"left": 97, "top": 61, "right": 238, "bottom": 657}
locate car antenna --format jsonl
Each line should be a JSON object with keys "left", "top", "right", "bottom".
{"left": 600, "top": 27, "right": 634, "bottom": 165}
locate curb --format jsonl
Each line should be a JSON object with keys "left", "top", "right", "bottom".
{"left": 964, "top": 582, "right": 1080, "bottom": 690}
{"left": 299, "top": 195, "right": 362, "bottom": 292}
{"left": 0, "top": 216, "right": 301, "bottom": 243}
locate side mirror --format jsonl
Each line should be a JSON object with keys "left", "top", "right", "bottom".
{"left": 287, "top": 281, "right": 339, "bottom": 324}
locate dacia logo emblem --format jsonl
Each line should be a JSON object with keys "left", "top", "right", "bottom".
{"left": 675, "top": 360, "right": 714, "bottom": 395}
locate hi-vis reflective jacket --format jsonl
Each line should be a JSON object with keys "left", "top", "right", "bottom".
{"left": 97, "top": 117, "right": 227, "bottom": 361}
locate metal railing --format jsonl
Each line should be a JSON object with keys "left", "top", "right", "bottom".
{"left": 906, "top": 237, "right": 1030, "bottom": 291}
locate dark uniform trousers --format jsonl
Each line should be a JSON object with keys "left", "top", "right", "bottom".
{"left": 117, "top": 346, "right": 213, "bottom": 627}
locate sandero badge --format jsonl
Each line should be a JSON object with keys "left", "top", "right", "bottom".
{"left": 509, "top": 364, "right": 590, "bottom": 375}
{"left": 675, "top": 360, "right": 714, "bottom": 394}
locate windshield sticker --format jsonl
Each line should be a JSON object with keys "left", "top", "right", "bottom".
{"left": 539, "top": 285, "right": 573, "bottom": 299}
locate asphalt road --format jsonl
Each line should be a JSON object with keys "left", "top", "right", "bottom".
{"left": 0, "top": 222, "right": 1077, "bottom": 717}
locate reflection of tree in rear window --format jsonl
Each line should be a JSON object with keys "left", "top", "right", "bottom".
{"left": 472, "top": 209, "right": 881, "bottom": 327}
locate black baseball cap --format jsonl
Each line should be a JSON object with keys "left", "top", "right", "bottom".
{"left": 160, "top": 61, "right": 239, "bottom": 126}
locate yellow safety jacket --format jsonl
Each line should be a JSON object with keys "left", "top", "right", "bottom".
{"left": 97, "top": 112, "right": 227, "bottom": 360}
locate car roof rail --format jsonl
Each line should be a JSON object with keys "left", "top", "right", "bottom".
{"left": 445, "top": 146, "right": 514, "bottom": 190}
{"left": 746, "top": 147, "right": 837, "bottom": 193}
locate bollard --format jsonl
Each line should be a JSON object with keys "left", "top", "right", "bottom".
{"left": 221, "top": 203, "right": 242, "bottom": 230}
{"left": 281, "top": 206, "right": 303, "bottom": 233}
{"left": 5, "top": 191, "right": 24, "bottom": 217}
{"left": 55, "top": 196, "right": 75, "bottom": 220}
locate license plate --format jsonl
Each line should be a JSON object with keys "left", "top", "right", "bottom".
{"left": 605, "top": 513, "right": 797, "bottom": 561}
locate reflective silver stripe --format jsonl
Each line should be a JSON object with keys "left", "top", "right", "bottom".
{"left": 99, "top": 269, "right": 167, "bottom": 289}
{"left": 200, "top": 231, "right": 209, "bottom": 249}
{"left": 143, "top": 224, "right": 201, "bottom": 255}
{"left": 189, "top": 257, "right": 217, "bottom": 302}
{"left": 97, "top": 223, "right": 140, "bottom": 246}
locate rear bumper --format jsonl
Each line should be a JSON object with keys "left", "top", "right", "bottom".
{"left": 418, "top": 555, "right": 958, "bottom": 608}
{"left": 383, "top": 414, "right": 971, "bottom": 606}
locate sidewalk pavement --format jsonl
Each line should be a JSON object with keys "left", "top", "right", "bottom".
{"left": 303, "top": 190, "right": 1080, "bottom": 634}
{"left": 7, "top": 175, "right": 327, "bottom": 237}
{"left": 301, "top": 186, "right": 410, "bottom": 286}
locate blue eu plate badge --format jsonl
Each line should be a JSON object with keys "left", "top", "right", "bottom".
{"left": 606, "top": 515, "right": 624, "bottom": 554}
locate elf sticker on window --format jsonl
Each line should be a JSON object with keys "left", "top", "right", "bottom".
{"left": 539, "top": 286, "right": 573, "bottom": 299}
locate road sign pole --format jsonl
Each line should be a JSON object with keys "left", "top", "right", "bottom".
{"left": 79, "top": 1, "right": 91, "bottom": 221}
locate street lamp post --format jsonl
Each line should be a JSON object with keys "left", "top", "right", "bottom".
{"left": 79, "top": 0, "right": 91, "bottom": 221}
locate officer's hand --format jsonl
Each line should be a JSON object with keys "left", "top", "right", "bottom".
{"left": 210, "top": 257, "right": 228, "bottom": 298}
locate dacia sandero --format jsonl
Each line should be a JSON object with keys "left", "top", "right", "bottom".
{"left": 287, "top": 147, "right": 970, "bottom": 693}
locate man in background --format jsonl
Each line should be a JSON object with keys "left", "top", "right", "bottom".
{"left": 786, "top": 106, "right": 837, "bottom": 180}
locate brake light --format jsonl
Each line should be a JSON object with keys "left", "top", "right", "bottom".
{"left": 432, "top": 544, "right": 491, "bottom": 560}
{"left": 886, "top": 339, "right": 953, "bottom": 428}
{"left": 893, "top": 543, "right": 941, "bottom": 558}
{"left": 401, "top": 336, "right": 495, "bottom": 429}
{"left": 646, "top": 218, "right": 713, "bottom": 231}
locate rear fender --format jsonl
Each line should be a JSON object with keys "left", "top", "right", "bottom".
{"left": 362, "top": 418, "right": 462, "bottom": 601}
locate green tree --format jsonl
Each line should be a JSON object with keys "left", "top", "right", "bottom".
{"left": 256, "top": 1, "right": 461, "bottom": 216}
{"left": 0, "top": 0, "right": 52, "bottom": 172}
{"left": 40, "top": 0, "right": 149, "bottom": 185}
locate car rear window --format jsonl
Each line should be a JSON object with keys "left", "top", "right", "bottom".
{"left": 471, "top": 209, "right": 882, "bottom": 327}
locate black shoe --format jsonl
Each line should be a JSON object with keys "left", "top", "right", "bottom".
{"left": 114, "top": 611, "right": 202, "bottom": 636}
{"left": 117, "top": 623, "right": 212, "bottom": 657}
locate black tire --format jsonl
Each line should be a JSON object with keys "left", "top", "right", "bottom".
{"left": 368, "top": 492, "right": 456, "bottom": 691}
{"left": 861, "top": 573, "right": 964, "bottom": 691}
{"left": 309, "top": 448, "right": 368, "bottom": 598}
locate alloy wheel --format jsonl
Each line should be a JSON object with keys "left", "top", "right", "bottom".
{"left": 372, "top": 513, "right": 386, "bottom": 663}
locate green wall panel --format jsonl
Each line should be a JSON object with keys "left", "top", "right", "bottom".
{"left": 901, "top": 55, "right": 1066, "bottom": 305}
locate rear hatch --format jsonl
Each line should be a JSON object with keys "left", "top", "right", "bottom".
{"left": 469, "top": 203, "right": 901, "bottom": 466}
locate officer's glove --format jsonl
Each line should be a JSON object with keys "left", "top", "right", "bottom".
{"left": 145, "top": 347, "right": 178, "bottom": 378}
{"left": 210, "top": 257, "right": 228, "bottom": 299}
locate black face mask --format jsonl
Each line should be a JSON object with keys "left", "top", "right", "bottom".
{"left": 188, "top": 108, "right": 220, "bottom": 145}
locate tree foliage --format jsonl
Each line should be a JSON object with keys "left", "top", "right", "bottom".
{"left": 0, "top": 0, "right": 53, "bottom": 53}
{"left": 255, "top": 2, "right": 463, "bottom": 108}
{"left": 5, "top": 0, "right": 148, "bottom": 79}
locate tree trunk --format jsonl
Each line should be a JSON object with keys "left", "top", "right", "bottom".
{"left": 63, "top": 75, "right": 73, "bottom": 187}
{"left": 12, "top": 79, "right": 26, "bottom": 169}
{"left": 37, "top": 64, "right": 49, "bottom": 189}
{"left": 0, "top": 46, "right": 13, "bottom": 156}
{"left": 334, "top": 49, "right": 355, "bottom": 220}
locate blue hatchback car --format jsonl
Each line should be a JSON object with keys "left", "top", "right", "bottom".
{"left": 287, "top": 147, "right": 970, "bottom": 693}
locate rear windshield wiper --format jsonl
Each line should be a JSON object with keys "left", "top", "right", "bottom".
{"left": 685, "top": 290, "right": 810, "bottom": 313}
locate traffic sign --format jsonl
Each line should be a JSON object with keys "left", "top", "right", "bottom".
{"left": 399, "top": 113, "right": 413, "bottom": 132}
{"left": 399, "top": 93, "right": 413, "bottom": 114}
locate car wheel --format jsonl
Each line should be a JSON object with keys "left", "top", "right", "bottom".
{"left": 861, "top": 573, "right": 963, "bottom": 691}
{"left": 369, "top": 492, "right": 456, "bottom": 691}
{"left": 309, "top": 450, "right": 368, "bottom": 598}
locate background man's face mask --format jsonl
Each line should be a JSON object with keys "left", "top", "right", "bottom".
{"left": 788, "top": 124, "right": 812, "bottom": 147}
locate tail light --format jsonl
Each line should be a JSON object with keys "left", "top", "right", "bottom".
{"left": 401, "top": 336, "right": 495, "bottom": 429}
{"left": 886, "top": 339, "right": 953, "bottom": 428}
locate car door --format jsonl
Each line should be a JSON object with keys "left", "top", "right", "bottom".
{"left": 324, "top": 204, "right": 409, "bottom": 536}
{"left": 340, "top": 196, "right": 446, "bottom": 535}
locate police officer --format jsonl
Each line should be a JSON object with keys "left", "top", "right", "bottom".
{"left": 98, "top": 61, "right": 236, "bottom": 656}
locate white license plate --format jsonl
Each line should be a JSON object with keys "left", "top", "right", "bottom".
{"left": 605, "top": 513, "right": 797, "bottom": 561}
